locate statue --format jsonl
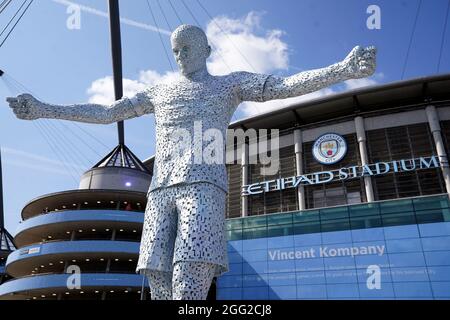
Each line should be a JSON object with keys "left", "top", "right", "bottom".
{"left": 7, "top": 24, "right": 376, "bottom": 300}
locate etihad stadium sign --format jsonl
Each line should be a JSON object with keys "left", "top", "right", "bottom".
{"left": 242, "top": 156, "right": 440, "bottom": 196}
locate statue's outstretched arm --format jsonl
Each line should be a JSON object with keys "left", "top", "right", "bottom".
{"left": 7, "top": 90, "right": 154, "bottom": 124}
{"left": 262, "top": 46, "right": 377, "bottom": 101}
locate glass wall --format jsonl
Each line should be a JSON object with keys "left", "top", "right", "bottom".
{"left": 248, "top": 146, "right": 298, "bottom": 216}
{"left": 303, "top": 133, "right": 365, "bottom": 209}
{"left": 367, "top": 123, "right": 445, "bottom": 200}
{"left": 219, "top": 195, "right": 450, "bottom": 300}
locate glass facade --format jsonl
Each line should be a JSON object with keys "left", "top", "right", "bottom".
{"left": 367, "top": 123, "right": 445, "bottom": 200}
{"left": 218, "top": 195, "right": 450, "bottom": 300}
{"left": 225, "top": 122, "right": 448, "bottom": 218}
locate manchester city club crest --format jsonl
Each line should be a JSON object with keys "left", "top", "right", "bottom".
{"left": 312, "top": 133, "right": 347, "bottom": 165}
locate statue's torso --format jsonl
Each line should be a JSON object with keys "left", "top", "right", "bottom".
{"left": 149, "top": 74, "right": 241, "bottom": 194}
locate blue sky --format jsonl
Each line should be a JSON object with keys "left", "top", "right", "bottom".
{"left": 0, "top": 0, "right": 449, "bottom": 232}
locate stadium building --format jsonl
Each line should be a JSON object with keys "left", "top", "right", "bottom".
{"left": 1, "top": 73, "right": 450, "bottom": 300}
{"left": 202, "top": 73, "right": 450, "bottom": 300}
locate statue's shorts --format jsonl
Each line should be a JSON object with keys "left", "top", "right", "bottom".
{"left": 136, "top": 182, "right": 229, "bottom": 277}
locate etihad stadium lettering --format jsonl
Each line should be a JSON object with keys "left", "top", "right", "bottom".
{"left": 242, "top": 156, "right": 440, "bottom": 196}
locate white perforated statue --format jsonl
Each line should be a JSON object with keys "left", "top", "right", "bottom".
{"left": 7, "top": 24, "right": 376, "bottom": 300}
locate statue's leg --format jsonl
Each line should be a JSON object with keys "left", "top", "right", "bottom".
{"left": 146, "top": 270, "right": 173, "bottom": 300}
{"left": 172, "top": 261, "right": 216, "bottom": 300}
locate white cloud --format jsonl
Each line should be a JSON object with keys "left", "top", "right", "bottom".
{"left": 86, "top": 11, "right": 289, "bottom": 105}
{"left": 86, "top": 11, "right": 381, "bottom": 120}
{"left": 87, "top": 70, "right": 178, "bottom": 105}
{"left": 206, "top": 12, "right": 289, "bottom": 75}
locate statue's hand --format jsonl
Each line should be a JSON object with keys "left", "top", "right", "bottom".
{"left": 6, "top": 93, "right": 41, "bottom": 120}
{"left": 342, "top": 45, "right": 377, "bottom": 79}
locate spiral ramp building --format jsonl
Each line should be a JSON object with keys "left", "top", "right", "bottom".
{"left": 0, "top": 144, "right": 152, "bottom": 300}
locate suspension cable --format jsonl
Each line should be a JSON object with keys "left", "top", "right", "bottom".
{"left": 437, "top": 0, "right": 450, "bottom": 72}
{"left": 401, "top": 0, "right": 422, "bottom": 79}
{"left": 145, "top": 0, "right": 175, "bottom": 72}
{"left": 0, "top": 0, "right": 34, "bottom": 49}
{"left": 0, "top": 0, "right": 28, "bottom": 39}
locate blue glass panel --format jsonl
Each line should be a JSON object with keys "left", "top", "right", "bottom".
{"left": 349, "top": 203, "right": 380, "bottom": 217}
{"left": 383, "top": 224, "right": 419, "bottom": 240}
{"left": 267, "top": 213, "right": 293, "bottom": 226}
{"left": 356, "top": 268, "right": 393, "bottom": 283}
{"left": 267, "top": 235, "right": 294, "bottom": 249}
{"left": 226, "top": 229, "right": 243, "bottom": 241}
{"left": 242, "top": 238, "right": 267, "bottom": 251}
{"left": 228, "top": 263, "right": 243, "bottom": 276}
{"left": 242, "top": 249, "right": 267, "bottom": 262}
{"left": 358, "top": 282, "right": 395, "bottom": 298}
{"left": 351, "top": 228, "right": 385, "bottom": 242}
{"left": 242, "top": 227, "right": 267, "bottom": 240}
{"left": 268, "top": 285, "right": 297, "bottom": 300}
{"left": 267, "top": 273, "right": 296, "bottom": 286}
{"left": 390, "top": 267, "right": 430, "bottom": 282}
{"left": 226, "top": 219, "right": 243, "bottom": 230}
{"left": 217, "top": 275, "right": 243, "bottom": 288}
{"left": 297, "top": 284, "right": 327, "bottom": 299}
{"left": 242, "top": 286, "right": 269, "bottom": 300}
{"left": 386, "top": 238, "right": 422, "bottom": 253}
{"left": 427, "top": 266, "right": 450, "bottom": 281}
{"left": 293, "top": 233, "right": 322, "bottom": 246}
{"left": 393, "top": 282, "right": 433, "bottom": 298}
{"left": 321, "top": 230, "right": 352, "bottom": 244}
{"left": 267, "top": 224, "right": 294, "bottom": 237}
{"left": 228, "top": 251, "right": 243, "bottom": 264}
{"left": 379, "top": 199, "right": 413, "bottom": 214}
{"left": 217, "top": 288, "right": 242, "bottom": 300}
{"left": 295, "top": 258, "right": 325, "bottom": 272}
{"left": 268, "top": 260, "right": 296, "bottom": 273}
{"left": 320, "top": 206, "right": 349, "bottom": 220}
{"left": 296, "top": 271, "right": 326, "bottom": 285}
{"left": 388, "top": 252, "right": 426, "bottom": 268}
{"left": 424, "top": 251, "right": 450, "bottom": 266}
{"left": 242, "top": 274, "right": 268, "bottom": 287}
{"left": 325, "top": 270, "right": 358, "bottom": 284}
{"left": 412, "top": 196, "right": 449, "bottom": 211}
{"left": 227, "top": 240, "right": 243, "bottom": 253}
{"left": 422, "top": 236, "right": 450, "bottom": 251}
{"left": 243, "top": 216, "right": 267, "bottom": 229}
{"left": 320, "top": 219, "right": 351, "bottom": 233}
{"left": 293, "top": 210, "right": 320, "bottom": 223}
{"left": 243, "top": 261, "right": 268, "bottom": 275}
{"left": 326, "top": 284, "right": 360, "bottom": 298}
{"left": 293, "top": 222, "right": 321, "bottom": 235}
{"left": 431, "top": 282, "right": 450, "bottom": 298}
{"left": 355, "top": 254, "right": 390, "bottom": 269}
{"left": 419, "top": 222, "right": 450, "bottom": 237}
{"left": 323, "top": 256, "right": 356, "bottom": 271}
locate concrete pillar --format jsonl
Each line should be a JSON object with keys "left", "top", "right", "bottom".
{"left": 426, "top": 105, "right": 450, "bottom": 196}
{"left": 294, "top": 129, "right": 306, "bottom": 210}
{"left": 241, "top": 143, "right": 249, "bottom": 217}
{"left": 355, "top": 116, "right": 375, "bottom": 202}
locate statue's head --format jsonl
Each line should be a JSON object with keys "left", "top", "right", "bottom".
{"left": 171, "top": 24, "right": 211, "bottom": 76}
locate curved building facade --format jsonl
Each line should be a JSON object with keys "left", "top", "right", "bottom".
{"left": 0, "top": 146, "right": 153, "bottom": 300}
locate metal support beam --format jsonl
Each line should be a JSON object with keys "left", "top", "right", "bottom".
{"left": 355, "top": 116, "right": 375, "bottom": 202}
{"left": 108, "top": 0, "right": 125, "bottom": 145}
{"left": 241, "top": 143, "right": 249, "bottom": 217}
{"left": 426, "top": 105, "right": 450, "bottom": 197}
{"left": 294, "top": 129, "right": 306, "bottom": 210}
